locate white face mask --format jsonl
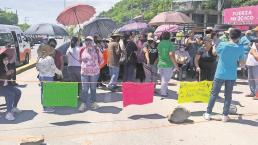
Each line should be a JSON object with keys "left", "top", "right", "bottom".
{"left": 3, "top": 59, "right": 9, "bottom": 65}
{"left": 180, "top": 48, "right": 185, "bottom": 51}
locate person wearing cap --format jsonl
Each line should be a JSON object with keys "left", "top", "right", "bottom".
{"left": 195, "top": 36, "right": 217, "bottom": 81}
{"left": 0, "top": 52, "right": 22, "bottom": 121}
{"left": 143, "top": 33, "right": 158, "bottom": 85}
{"left": 78, "top": 36, "right": 104, "bottom": 112}
{"left": 246, "top": 40, "right": 258, "bottom": 99}
{"left": 157, "top": 32, "right": 179, "bottom": 97}
{"left": 107, "top": 33, "right": 122, "bottom": 91}
{"left": 36, "top": 44, "right": 62, "bottom": 113}
{"left": 203, "top": 28, "right": 245, "bottom": 122}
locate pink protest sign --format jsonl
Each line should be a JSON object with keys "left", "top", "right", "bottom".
{"left": 224, "top": 5, "right": 258, "bottom": 25}
{"left": 122, "top": 82, "right": 154, "bottom": 107}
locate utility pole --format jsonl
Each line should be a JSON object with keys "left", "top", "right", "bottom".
{"left": 24, "top": 17, "right": 29, "bottom": 24}
{"left": 64, "top": 0, "right": 66, "bottom": 8}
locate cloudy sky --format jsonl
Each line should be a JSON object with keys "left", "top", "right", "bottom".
{"left": 0, "top": 0, "right": 119, "bottom": 24}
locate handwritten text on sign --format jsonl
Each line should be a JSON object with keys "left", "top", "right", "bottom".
{"left": 178, "top": 81, "right": 213, "bottom": 104}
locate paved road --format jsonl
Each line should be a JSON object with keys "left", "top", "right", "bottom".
{"left": 1, "top": 68, "right": 258, "bottom": 144}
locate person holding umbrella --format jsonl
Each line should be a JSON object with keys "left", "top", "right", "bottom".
{"left": 79, "top": 36, "right": 104, "bottom": 112}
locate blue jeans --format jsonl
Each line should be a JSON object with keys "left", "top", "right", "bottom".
{"left": 81, "top": 74, "right": 99, "bottom": 105}
{"left": 207, "top": 78, "right": 235, "bottom": 116}
{"left": 123, "top": 64, "right": 135, "bottom": 82}
{"left": 108, "top": 66, "right": 120, "bottom": 88}
{"left": 248, "top": 66, "right": 258, "bottom": 96}
{"left": 0, "top": 86, "right": 21, "bottom": 112}
{"left": 39, "top": 76, "right": 54, "bottom": 106}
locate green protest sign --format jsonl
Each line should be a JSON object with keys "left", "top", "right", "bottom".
{"left": 43, "top": 82, "right": 78, "bottom": 107}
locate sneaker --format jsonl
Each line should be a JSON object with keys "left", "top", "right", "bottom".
{"left": 203, "top": 112, "right": 211, "bottom": 120}
{"left": 90, "top": 102, "right": 99, "bottom": 110}
{"left": 43, "top": 107, "right": 55, "bottom": 113}
{"left": 5, "top": 112, "right": 15, "bottom": 121}
{"left": 11, "top": 107, "right": 22, "bottom": 114}
{"left": 78, "top": 103, "right": 87, "bottom": 112}
{"left": 222, "top": 115, "right": 230, "bottom": 122}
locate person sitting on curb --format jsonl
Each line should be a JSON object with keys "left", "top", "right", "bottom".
{"left": 0, "top": 53, "right": 22, "bottom": 121}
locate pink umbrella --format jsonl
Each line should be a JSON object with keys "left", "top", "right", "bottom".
{"left": 57, "top": 4, "right": 96, "bottom": 26}
{"left": 0, "top": 47, "right": 7, "bottom": 55}
{"left": 149, "top": 11, "right": 193, "bottom": 26}
{"left": 119, "top": 22, "right": 148, "bottom": 32}
{"left": 154, "top": 25, "right": 179, "bottom": 37}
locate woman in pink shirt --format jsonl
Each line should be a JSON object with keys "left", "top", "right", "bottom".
{"left": 79, "top": 36, "right": 104, "bottom": 112}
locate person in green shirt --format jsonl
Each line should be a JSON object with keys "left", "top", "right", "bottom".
{"left": 219, "top": 29, "right": 230, "bottom": 42}
{"left": 158, "top": 32, "right": 179, "bottom": 97}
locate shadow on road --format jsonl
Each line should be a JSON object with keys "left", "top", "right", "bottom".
{"left": 16, "top": 84, "right": 28, "bottom": 88}
{"left": 169, "top": 119, "right": 194, "bottom": 125}
{"left": 50, "top": 120, "right": 90, "bottom": 126}
{"left": 96, "top": 92, "right": 122, "bottom": 103}
{"left": 93, "top": 106, "right": 122, "bottom": 114}
{"left": 217, "top": 97, "right": 245, "bottom": 107}
{"left": 190, "top": 111, "right": 220, "bottom": 117}
{"left": 48, "top": 107, "right": 80, "bottom": 115}
{"left": 230, "top": 119, "right": 258, "bottom": 127}
{"left": 158, "top": 90, "right": 178, "bottom": 100}
{"left": 128, "top": 114, "right": 166, "bottom": 120}
{"left": 0, "top": 110, "right": 37, "bottom": 124}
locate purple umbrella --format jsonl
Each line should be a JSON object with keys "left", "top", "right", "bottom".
{"left": 154, "top": 25, "right": 179, "bottom": 37}
{"left": 119, "top": 22, "right": 148, "bottom": 32}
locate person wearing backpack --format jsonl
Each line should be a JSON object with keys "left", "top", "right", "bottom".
{"left": 78, "top": 36, "right": 104, "bottom": 112}
{"left": 107, "top": 33, "right": 122, "bottom": 91}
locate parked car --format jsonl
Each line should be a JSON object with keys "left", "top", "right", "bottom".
{"left": 0, "top": 24, "right": 31, "bottom": 65}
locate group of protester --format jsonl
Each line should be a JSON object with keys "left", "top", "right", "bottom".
{"left": 1, "top": 25, "right": 258, "bottom": 122}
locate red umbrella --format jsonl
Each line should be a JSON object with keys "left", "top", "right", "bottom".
{"left": 57, "top": 4, "right": 96, "bottom": 26}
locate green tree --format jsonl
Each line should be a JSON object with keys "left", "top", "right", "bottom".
{"left": 0, "top": 9, "right": 18, "bottom": 25}
{"left": 18, "top": 23, "right": 30, "bottom": 31}
{"left": 66, "top": 26, "right": 76, "bottom": 36}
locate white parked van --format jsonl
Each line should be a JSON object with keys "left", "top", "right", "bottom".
{"left": 0, "top": 24, "right": 31, "bottom": 65}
